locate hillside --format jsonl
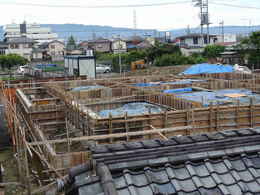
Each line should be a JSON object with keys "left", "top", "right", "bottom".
{"left": 1, "top": 24, "right": 260, "bottom": 41}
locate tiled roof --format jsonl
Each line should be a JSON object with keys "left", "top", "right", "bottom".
{"left": 66, "top": 128, "right": 260, "bottom": 195}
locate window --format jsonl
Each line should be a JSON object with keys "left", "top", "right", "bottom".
{"left": 10, "top": 44, "right": 18, "bottom": 49}
{"left": 204, "top": 37, "right": 208, "bottom": 44}
{"left": 50, "top": 45, "right": 55, "bottom": 49}
{"left": 193, "top": 37, "right": 198, "bottom": 45}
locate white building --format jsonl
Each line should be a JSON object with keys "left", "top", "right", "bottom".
{"left": 216, "top": 34, "right": 237, "bottom": 43}
{"left": 4, "top": 22, "right": 59, "bottom": 44}
{"left": 176, "top": 33, "right": 218, "bottom": 48}
{"left": 112, "top": 39, "right": 127, "bottom": 54}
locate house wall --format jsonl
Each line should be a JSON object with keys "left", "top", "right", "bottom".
{"left": 5, "top": 43, "right": 33, "bottom": 60}
{"left": 48, "top": 41, "right": 65, "bottom": 61}
{"left": 181, "top": 37, "right": 216, "bottom": 47}
{"left": 94, "top": 42, "right": 111, "bottom": 53}
{"left": 112, "top": 40, "right": 127, "bottom": 53}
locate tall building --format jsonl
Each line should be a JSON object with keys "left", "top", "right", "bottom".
{"left": 3, "top": 22, "right": 59, "bottom": 44}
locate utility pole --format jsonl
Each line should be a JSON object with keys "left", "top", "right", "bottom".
{"left": 193, "top": 0, "right": 210, "bottom": 46}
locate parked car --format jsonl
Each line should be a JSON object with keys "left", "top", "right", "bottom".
{"left": 17, "top": 65, "right": 29, "bottom": 74}
{"left": 96, "top": 65, "right": 111, "bottom": 74}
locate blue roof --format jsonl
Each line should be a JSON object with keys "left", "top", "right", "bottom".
{"left": 181, "top": 63, "right": 234, "bottom": 75}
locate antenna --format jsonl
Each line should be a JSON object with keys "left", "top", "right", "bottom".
{"left": 133, "top": 9, "right": 137, "bottom": 36}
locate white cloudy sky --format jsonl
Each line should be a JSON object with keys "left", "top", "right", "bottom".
{"left": 0, "top": 0, "right": 260, "bottom": 30}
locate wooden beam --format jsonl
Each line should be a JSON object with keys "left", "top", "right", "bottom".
{"left": 29, "top": 126, "right": 192, "bottom": 146}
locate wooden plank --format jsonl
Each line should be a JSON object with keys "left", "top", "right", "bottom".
{"left": 29, "top": 126, "right": 192, "bottom": 146}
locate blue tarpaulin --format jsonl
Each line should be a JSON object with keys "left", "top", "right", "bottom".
{"left": 133, "top": 83, "right": 160, "bottom": 87}
{"left": 181, "top": 63, "right": 234, "bottom": 75}
{"left": 99, "top": 102, "right": 163, "bottom": 118}
{"left": 71, "top": 85, "right": 105, "bottom": 92}
{"left": 175, "top": 89, "right": 260, "bottom": 107}
{"left": 164, "top": 88, "right": 193, "bottom": 94}
{"left": 36, "top": 64, "right": 57, "bottom": 68}
{"left": 161, "top": 79, "right": 205, "bottom": 85}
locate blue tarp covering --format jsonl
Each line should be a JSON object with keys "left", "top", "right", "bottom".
{"left": 181, "top": 63, "right": 234, "bottom": 75}
{"left": 161, "top": 79, "right": 205, "bottom": 85}
{"left": 164, "top": 88, "right": 193, "bottom": 94}
{"left": 133, "top": 83, "right": 160, "bottom": 87}
{"left": 99, "top": 102, "right": 163, "bottom": 118}
{"left": 175, "top": 89, "right": 260, "bottom": 107}
{"left": 71, "top": 85, "right": 105, "bottom": 92}
{"left": 36, "top": 64, "right": 57, "bottom": 69}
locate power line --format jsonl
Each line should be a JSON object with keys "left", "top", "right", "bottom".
{"left": 211, "top": 1, "right": 260, "bottom": 10}
{"left": 1, "top": 1, "right": 190, "bottom": 8}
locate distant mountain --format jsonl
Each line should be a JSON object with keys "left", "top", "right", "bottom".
{"left": 1, "top": 24, "right": 260, "bottom": 42}
{"left": 0, "top": 24, "right": 157, "bottom": 42}
{"left": 170, "top": 26, "right": 260, "bottom": 37}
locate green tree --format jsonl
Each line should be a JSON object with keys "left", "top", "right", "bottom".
{"left": 0, "top": 54, "right": 27, "bottom": 70}
{"left": 203, "top": 45, "right": 225, "bottom": 59}
{"left": 238, "top": 31, "right": 260, "bottom": 69}
{"left": 66, "top": 35, "right": 77, "bottom": 50}
{"left": 145, "top": 42, "right": 181, "bottom": 64}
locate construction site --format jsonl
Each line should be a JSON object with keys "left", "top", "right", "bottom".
{"left": 1, "top": 69, "right": 260, "bottom": 194}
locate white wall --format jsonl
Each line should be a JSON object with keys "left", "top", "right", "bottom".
{"left": 79, "top": 59, "right": 96, "bottom": 78}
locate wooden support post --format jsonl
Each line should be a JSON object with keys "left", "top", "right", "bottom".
{"left": 209, "top": 103, "right": 213, "bottom": 132}
{"left": 66, "top": 118, "right": 70, "bottom": 153}
{"left": 250, "top": 98, "right": 254, "bottom": 128}
{"left": 216, "top": 102, "right": 219, "bottom": 131}
{"left": 186, "top": 108, "right": 190, "bottom": 135}
{"left": 109, "top": 113, "right": 113, "bottom": 143}
{"left": 236, "top": 100, "right": 240, "bottom": 129}
{"left": 125, "top": 112, "right": 129, "bottom": 142}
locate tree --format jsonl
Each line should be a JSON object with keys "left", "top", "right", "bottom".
{"left": 203, "top": 45, "right": 225, "bottom": 60}
{"left": 238, "top": 31, "right": 260, "bottom": 69}
{"left": 146, "top": 42, "right": 181, "bottom": 64}
{"left": 0, "top": 54, "right": 27, "bottom": 70}
{"left": 66, "top": 35, "right": 77, "bottom": 50}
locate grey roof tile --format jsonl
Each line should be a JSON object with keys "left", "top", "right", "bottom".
{"left": 78, "top": 182, "right": 103, "bottom": 195}
{"left": 117, "top": 188, "right": 131, "bottom": 195}
{"left": 124, "top": 142, "right": 143, "bottom": 150}
{"left": 172, "top": 136, "right": 194, "bottom": 144}
{"left": 190, "top": 134, "right": 209, "bottom": 142}
{"left": 156, "top": 139, "right": 178, "bottom": 146}
{"left": 135, "top": 185, "right": 153, "bottom": 195}
{"left": 226, "top": 184, "right": 243, "bottom": 195}
{"left": 107, "top": 144, "right": 127, "bottom": 152}
{"left": 153, "top": 183, "right": 176, "bottom": 194}
{"left": 68, "top": 128, "right": 260, "bottom": 195}
{"left": 200, "top": 176, "right": 217, "bottom": 188}
{"left": 141, "top": 140, "right": 161, "bottom": 149}
{"left": 246, "top": 181, "right": 260, "bottom": 193}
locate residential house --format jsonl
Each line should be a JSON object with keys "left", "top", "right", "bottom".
{"left": 5, "top": 37, "right": 35, "bottom": 61}
{"left": 112, "top": 39, "right": 127, "bottom": 54}
{"left": 176, "top": 33, "right": 218, "bottom": 48}
{"left": 81, "top": 39, "right": 111, "bottom": 53}
{"left": 136, "top": 40, "right": 153, "bottom": 49}
{"left": 32, "top": 48, "right": 44, "bottom": 61}
{"left": 38, "top": 40, "right": 65, "bottom": 61}
{"left": 0, "top": 42, "right": 8, "bottom": 55}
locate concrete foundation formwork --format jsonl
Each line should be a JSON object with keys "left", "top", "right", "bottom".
{"left": 3, "top": 72, "right": 260, "bottom": 193}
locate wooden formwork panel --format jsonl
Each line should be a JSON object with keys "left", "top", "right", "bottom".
{"left": 54, "top": 151, "right": 90, "bottom": 170}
